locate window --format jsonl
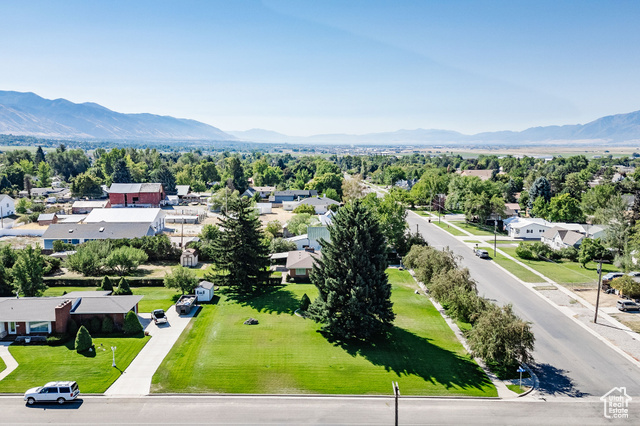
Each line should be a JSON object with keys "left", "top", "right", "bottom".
{"left": 295, "top": 268, "right": 307, "bottom": 276}
{"left": 59, "top": 387, "right": 70, "bottom": 394}
{"left": 29, "top": 321, "right": 49, "bottom": 333}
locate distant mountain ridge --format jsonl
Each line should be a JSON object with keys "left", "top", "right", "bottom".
{"left": 0, "top": 91, "right": 235, "bottom": 141}
{"left": 231, "top": 110, "right": 640, "bottom": 145}
{"left": 2, "top": 90, "right": 640, "bottom": 145}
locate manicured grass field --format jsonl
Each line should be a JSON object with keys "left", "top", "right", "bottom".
{"left": 151, "top": 269, "right": 496, "bottom": 396}
{"left": 500, "top": 247, "right": 620, "bottom": 284}
{"left": 451, "top": 222, "right": 503, "bottom": 237}
{"left": 507, "top": 384, "right": 527, "bottom": 394}
{"left": 43, "top": 286, "right": 180, "bottom": 313}
{"left": 490, "top": 252, "right": 545, "bottom": 283}
{"left": 0, "top": 335, "right": 150, "bottom": 393}
{"left": 0, "top": 356, "right": 6, "bottom": 373}
{"left": 432, "top": 221, "right": 468, "bottom": 236}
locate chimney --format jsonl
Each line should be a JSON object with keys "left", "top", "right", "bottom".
{"left": 54, "top": 299, "right": 72, "bottom": 334}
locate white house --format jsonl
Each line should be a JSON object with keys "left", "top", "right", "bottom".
{"left": 195, "top": 281, "right": 214, "bottom": 302}
{"left": 295, "top": 196, "right": 339, "bottom": 214}
{"left": 541, "top": 227, "right": 585, "bottom": 250}
{"left": 505, "top": 217, "right": 552, "bottom": 239}
{"left": 84, "top": 208, "right": 165, "bottom": 232}
{"left": 255, "top": 203, "right": 273, "bottom": 215}
{"left": 0, "top": 195, "right": 15, "bottom": 217}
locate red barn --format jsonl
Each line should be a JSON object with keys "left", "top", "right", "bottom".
{"left": 108, "top": 183, "right": 165, "bottom": 208}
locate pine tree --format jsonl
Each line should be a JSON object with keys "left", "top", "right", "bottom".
{"left": 206, "top": 197, "right": 270, "bottom": 293}
{"left": 152, "top": 164, "right": 177, "bottom": 194}
{"left": 0, "top": 264, "right": 14, "bottom": 297}
{"left": 75, "top": 325, "right": 93, "bottom": 352}
{"left": 101, "top": 276, "right": 113, "bottom": 292}
{"left": 123, "top": 311, "right": 143, "bottom": 334}
{"left": 115, "top": 277, "right": 132, "bottom": 295}
{"left": 112, "top": 158, "right": 133, "bottom": 183}
{"left": 34, "top": 146, "right": 46, "bottom": 166}
{"left": 309, "top": 200, "right": 395, "bottom": 340}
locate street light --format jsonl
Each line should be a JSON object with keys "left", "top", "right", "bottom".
{"left": 392, "top": 381, "right": 399, "bottom": 426}
{"left": 111, "top": 346, "right": 117, "bottom": 368}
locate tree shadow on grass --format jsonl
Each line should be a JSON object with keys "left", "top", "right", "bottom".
{"left": 220, "top": 286, "right": 300, "bottom": 315}
{"left": 531, "top": 362, "right": 586, "bottom": 398}
{"left": 323, "top": 326, "right": 494, "bottom": 393}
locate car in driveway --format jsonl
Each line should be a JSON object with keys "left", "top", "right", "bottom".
{"left": 24, "top": 381, "right": 79, "bottom": 405}
{"left": 617, "top": 300, "right": 640, "bottom": 312}
{"left": 602, "top": 272, "right": 625, "bottom": 285}
{"left": 152, "top": 309, "right": 168, "bottom": 325}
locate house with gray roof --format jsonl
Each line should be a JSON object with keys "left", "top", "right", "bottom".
{"left": 269, "top": 190, "right": 318, "bottom": 203}
{"left": 42, "top": 221, "right": 155, "bottom": 250}
{"left": 295, "top": 196, "right": 340, "bottom": 214}
{"left": 541, "top": 227, "right": 585, "bottom": 250}
{"left": 0, "top": 293, "right": 142, "bottom": 338}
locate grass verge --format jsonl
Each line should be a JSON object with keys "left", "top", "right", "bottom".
{"left": 490, "top": 252, "right": 544, "bottom": 283}
{"left": 432, "top": 221, "right": 468, "bottom": 237}
{"left": 507, "top": 384, "right": 528, "bottom": 394}
{"left": 0, "top": 356, "right": 6, "bottom": 374}
{"left": 0, "top": 335, "right": 150, "bottom": 393}
{"left": 152, "top": 269, "right": 496, "bottom": 396}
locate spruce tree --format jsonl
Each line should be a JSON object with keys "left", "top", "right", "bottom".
{"left": 115, "top": 277, "right": 132, "bottom": 295}
{"left": 34, "top": 146, "right": 46, "bottom": 166}
{"left": 75, "top": 325, "right": 93, "bottom": 352}
{"left": 101, "top": 276, "right": 113, "bottom": 292}
{"left": 309, "top": 200, "right": 395, "bottom": 340}
{"left": 112, "top": 158, "right": 133, "bottom": 183}
{"left": 206, "top": 197, "right": 269, "bottom": 293}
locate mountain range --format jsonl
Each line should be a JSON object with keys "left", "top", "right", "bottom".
{"left": 2, "top": 90, "right": 640, "bottom": 145}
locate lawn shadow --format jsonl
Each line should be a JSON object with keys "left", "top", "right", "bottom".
{"left": 323, "top": 326, "right": 494, "bottom": 393}
{"left": 220, "top": 286, "right": 300, "bottom": 315}
{"left": 532, "top": 362, "right": 586, "bottom": 397}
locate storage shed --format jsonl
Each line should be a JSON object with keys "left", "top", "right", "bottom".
{"left": 180, "top": 249, "right": 198, "bottom": 267}
{"left": 195, "top": 281, "right": 215, "bottom": 302}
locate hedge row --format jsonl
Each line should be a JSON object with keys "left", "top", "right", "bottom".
{"left": 44, "top": 277, "right": 165, "bottom": 287}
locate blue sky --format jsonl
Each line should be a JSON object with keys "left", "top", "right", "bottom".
{"left": 1, "top": 0, "right": 640, "bottom": 136}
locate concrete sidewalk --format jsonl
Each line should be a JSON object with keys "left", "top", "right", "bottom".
{"left": 105, "top": 306, "right": 196, "bottom": 396}
{"left": 0, "top": 342, "right": 18, "bottom": 381}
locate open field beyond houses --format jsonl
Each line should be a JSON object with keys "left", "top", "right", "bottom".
{"left": 151, "top": 269, "right": 496, "bottom": 396}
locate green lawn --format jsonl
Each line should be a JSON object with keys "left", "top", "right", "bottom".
{"left": 151, "top": 269, "right": 496, "bottom": 397}
{"left": 500, "top": 247, "right": 620, "bottom": 284}
{"left": 507, "top": 384, "right": 528, "bottom": 394}
{"left": 43, "top": 286, "right": 180, "bottom": 313}
{"left": 451, "top": 222, "right": 502, "bottom": 237}
{"left": 432, "top": 221, "right": 468, "bottom": 236}
{"left": 490, "top": 252, "right": 545, "bottom": 283}
{"left": 0, "top": 335, "right": 150, "bottom": 393}
{"left": 464, "top": 240, "right": 482, "bottom": 244}
{"left": 0, "top": 356, "right": 6, "bottom": 374}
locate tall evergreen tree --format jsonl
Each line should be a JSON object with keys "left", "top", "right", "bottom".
{"left": 528, "top": 176, "right": 552, "bottom": 208}
{"left": 309, "top": 200, "right": 395, "bottom": 340}
{"left": 112, "top": 158, "right": 133, "bottom": 183}
{"left": 34, "top": 146, "right": 46, "bottom": 166}
{"left": 0, "top": 264, "right": 14, "bottom": 297}
{"left": 206, "top": 197, "right": 269, "bottom": 293}
{"left": 152, "top": 164, "right": 177, "bottom": 194}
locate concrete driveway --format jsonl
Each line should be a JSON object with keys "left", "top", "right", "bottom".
{"left": 104, "top": 305, "right": 197, "bottom": 396}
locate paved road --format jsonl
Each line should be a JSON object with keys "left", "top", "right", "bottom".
{"left": 0, "top": 395, "right": 628, "bottom": 425}
{"left": 407, "top": 212, "right": 640, "bottom": 398}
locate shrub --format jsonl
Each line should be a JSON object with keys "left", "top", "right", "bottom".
{"left": 428, "top": 268, "right": 485, "bottom": 324}
{"left": 43, "top": 257, "right": 62, "bottom": 275}
{"left": 403, "top": 245, "right": 458, "bottom": 284}
{"left": 123, "top": 310, "right": 143, "bottom": 335}
{"left": 293, "top": 204, "right": 316, "bottom": 214}
{"left": 467, "top": 304, "right": 535, "bottom": 369}
{"left": 101, "top": 316, "right": 114, "bottom": 334}
{"left": 52, "top": 240, "right": 75, "bottom": 253}
{"left": 47, "top": 333, "right": 70, "bottom": 346}
{"left": 90, "top": 316, "right": 101, "bottom": 334}
{"left": 114, "top": 277, "right": 132, "bottom": 295}
{"left": 515, "top": 242, "right": 534, "bottom": 260}
{"left": 75, "top": 326, "right": 93, "bottom": 353}
{"left": 299, "top": 293, "right": 311, "bottom": 312}
{"left": 101, "top": 276, "right": 113, "bottom": 292}
{"left": 559, "top": 246, "right": 579, "bottom": 262}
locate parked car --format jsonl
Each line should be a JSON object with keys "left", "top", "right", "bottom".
{"left": 617, "top": 300, "right": 640, "bottom": 312}
{"left": 628, "top": 272, "right": 640, "bottom": 277}
{"left": 602, "top": 272, "right": 625, "bottom": 285}
{"left": 475, "top": 249, "right": 489, "bottom": 259}
{"left": 24, "top": 381, "right": 79, "bottom": 405}
{"left": 152, "top": 309, "right": 168, "bottom": 324}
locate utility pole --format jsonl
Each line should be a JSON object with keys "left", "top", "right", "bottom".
{"left": 181, "top": 217, "right": 185, "bottom": 249}
{"left": 494, "top": 222, "right": 497, "bottom": 258}
{"left": 594, "top": 257, "right": 604, "bottom": 323}
{"left": 416, "top": 224, "right": 419, "bottom": 234}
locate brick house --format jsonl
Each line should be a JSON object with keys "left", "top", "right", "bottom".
{"left": 0, "top": 293, "right": 142, "bottom": 338}
{"left": 285, "top": 249, "right": 321, "bottom": 279}
{"left": 108, "top": 183, "right": 165, "bottom": 208}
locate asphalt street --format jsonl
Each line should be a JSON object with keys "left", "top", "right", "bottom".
{"left": 0, "top": 395, "right": 628, "bottom": 425}
{"left": 407, "top": 212, "right": 640, "bottom": 399}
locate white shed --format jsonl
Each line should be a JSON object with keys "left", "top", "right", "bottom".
{"left": 255, "top": 203, "right": 273, "bottom": 215}
{"left": 0, "top": 195, "right": 15, "bottom": 217}
{"left": 195, "top": 281, "right": 215, "bottom": 302}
